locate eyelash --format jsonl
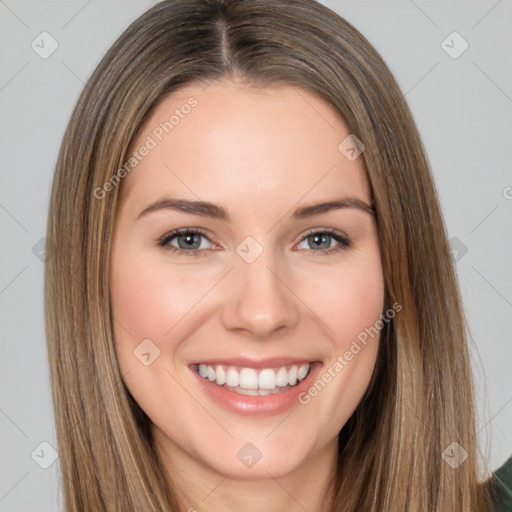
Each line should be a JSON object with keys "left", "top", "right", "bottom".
{"left": 156, "top": 227, "right": 351, "bottom": 257}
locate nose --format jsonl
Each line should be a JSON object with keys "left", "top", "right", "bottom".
{"left": 220, "top": 250, "right": 300, "bottom": 340}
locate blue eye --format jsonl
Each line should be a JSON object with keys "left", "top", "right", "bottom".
{"left": 157, "top": 228, "right": 351, "bottom": 257}
{"left": 157, "top": 228, "right": 214, "bottom": 256}
{"left": 296, "top": 228, "right": 351, "bottom": 256}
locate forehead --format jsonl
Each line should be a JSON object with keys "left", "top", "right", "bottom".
{"left": 119, "top": 79, "right": 370, "bottom": 216}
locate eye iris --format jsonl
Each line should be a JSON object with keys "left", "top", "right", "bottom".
{"left": 309, "top": 233, "right": 330, "bottom": 250}
{"left": 165, "top": 230, "right": 343, "bottom": 253}
{"left": 178, "top": 233, "right": 201, "bottom": 250}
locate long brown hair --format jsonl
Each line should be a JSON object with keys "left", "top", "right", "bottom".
{"left": 44, "top": 0, "right": 493, "bottom": 510}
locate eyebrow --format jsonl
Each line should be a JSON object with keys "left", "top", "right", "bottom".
{"left": 136, "top": 196, "right": 375, "bottom": 221}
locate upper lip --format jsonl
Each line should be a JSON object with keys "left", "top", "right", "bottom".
{"left": 190, "top": 357, "right": 318, "bottom": 369}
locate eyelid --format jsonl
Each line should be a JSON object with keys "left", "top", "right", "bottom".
{"left": 157, "top": 227, "right": 351, "bottom": 256}
{"left": 295, "top": 227, "right": 351, "bottom": 255}
{"left": 298, "top": 227, "right": 350, "bottom": 244}
{"left": 157, "top": 227, "right": 218, "bottom": 255}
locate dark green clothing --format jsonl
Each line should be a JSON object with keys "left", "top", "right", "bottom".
{"left": 489, "top": 456, "right": 512, "bottom": 511}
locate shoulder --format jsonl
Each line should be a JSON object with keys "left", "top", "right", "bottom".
{"left": 488, "top": 455, "right": 512, "bottom": 512}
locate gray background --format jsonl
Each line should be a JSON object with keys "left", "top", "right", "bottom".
{"left": 1, "top": 1, "right": 511, "bottom": 510}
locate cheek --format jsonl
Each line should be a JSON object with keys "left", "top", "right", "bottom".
{"left": 111, "top": 247, "right": 385, "bottom": 356}
{"left": 110, "top": 255, "right": 213, "bottom": 412}
{"left": 304, "top": 261, "right": 385, "bottom": 348}
{"left": 111, "top": 255, "right": 207, "bottom": 346}
{"left": 291, "top": 265, "right": 384, "bottom": 441}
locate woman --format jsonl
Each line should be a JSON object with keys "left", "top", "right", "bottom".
{"left": 44, "top": 0, "right": 511, "bottom": 510}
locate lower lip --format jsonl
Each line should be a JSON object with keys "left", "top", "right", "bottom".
{"left": 190, "top": 362, "right": 323, "bottom": 417}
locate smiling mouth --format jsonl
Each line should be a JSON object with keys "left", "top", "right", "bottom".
{"left": 192, "top": 363, "right": 312, "bottom": 396}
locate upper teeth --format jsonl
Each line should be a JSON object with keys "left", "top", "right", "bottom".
{"left": 197, "top": 363, "right": 311, "bottom": 390}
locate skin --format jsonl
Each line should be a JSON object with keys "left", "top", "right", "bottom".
{"left": 110, "top": 78, "right": 384, "bottom": 512}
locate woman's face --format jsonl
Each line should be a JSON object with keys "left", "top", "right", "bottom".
{"left": 110, "top": 79, "right": 384, "bottom": 480}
